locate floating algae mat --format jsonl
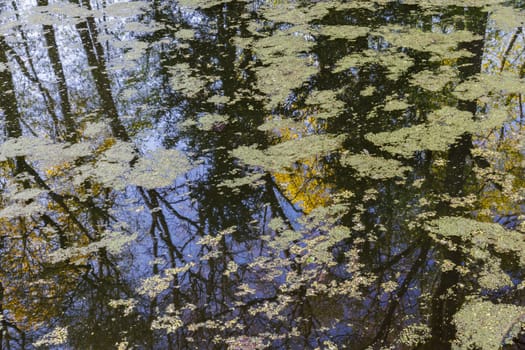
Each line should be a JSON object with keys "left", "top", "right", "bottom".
{"left": 0, "top": 0, "right": 524, "bottom": 349}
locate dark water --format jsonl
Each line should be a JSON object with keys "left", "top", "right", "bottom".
{"left": 0, "top": 1, "right": 525, "bottom": 349}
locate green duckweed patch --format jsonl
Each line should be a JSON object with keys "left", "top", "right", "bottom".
{"left": 341, "top": 152, "right": 412, "bottom": 179}
{"left": 334, "top": 49, "right": 414, "bottom": 80}
{"left": 232, "top": 134, "right": 344, "bottom": 173}
{"left": 317, "top": 25, "right": 369, "bottom": 41}
{"left": 375, "top": 25, "right": 481, "bottom": 57}
{"left": 453, "top": 300, "right": 525, "bottom": 350}
{"left": 366, "top": 106, "right": 508, "bottom": 157}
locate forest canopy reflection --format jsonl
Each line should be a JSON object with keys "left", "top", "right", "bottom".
{"left": 0, "top": 0, "right": 524, "bottom": 349}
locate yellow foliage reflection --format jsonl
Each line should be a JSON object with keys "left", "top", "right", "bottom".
{"left": 265, "top": 114, "right": 334, "bottom": 214}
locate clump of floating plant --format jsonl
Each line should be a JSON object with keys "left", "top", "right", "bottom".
{"left": 258, "top": 1, "right": 333, "bottom": 26}
{"left": 292, "top": 201, "right": 374, "bottom": 296}
{"left": 256, "top": 116, "right": 304, "bottom": 134}
{"left": 235, "top": 197, "right": 374, "bottom": 341}
{"left": 70, "top": 138, "right": 190, "bottom": 191}
{"left": 74, "top": 140, "right": 136, "bottom": 191}
{"left": 197, "top": 113, "right": 230, "bottom": 131}
{"left": 331, "top": 1, "right": 377, "bottom": 11}
{"left": 468, "top": 109, "right": 525, "bottom": 224}
{"left": 427, "top": 217, "right": 525, "bottom": 259}
{"left": 128, "top": 148, "right": 191, "bottom": 189}
{"left": 226, "top": 335, "right": 267, "bottom": 350}
{"left": 426, "top": 217, "right": 525, "bottom": 291}
{"left": 366, "top": 106, "right": 507, "bottom": 157}
{"left": 486, "top": 5, "right": 524, "bottom": 32}
{"left": 238, "top": 1, "right": 360, "bottom": 109}
{"left": 231, "top": 134, "right": 344, "bottom": 173}
{"left": 0, "top": 136, "right": 66, "bottom": 165}
{"left": 251, "top": 28, "right": 318, "bottom": 109}
{"left": 151, "top": 304, "right": 183, "bottom": 334}
{"left": 218, "top": 172, "right": 266, "bottom": 192}
{"left": 108, "top": 299, "right": 137, "bottom": 316}
{"left": 317, "top": 25, "right": 369, "bottom": 41}
{"left": 360, "top": 85, "right": 376, "bottom": 97}
{"left": 303, "top": 89, "right": 346, "bottom": 120}
{"left": 0, "top": 122, "right": 191, "bottom": 200}
{"left": 0, "top": 193, "right": 47, "bottom": 219}
{"left": 396, "top": 323, "right": 432, "bottom": 348}
{"left": 33, "top": 326, "right": 68, "bottom": 348}
{"left": 48, "top": 230, "right": 137, "bottom": 265}
{"left": 453, "top": 299, "right": 525, "bottom": 350}
{"left": 102, "top": 1, "right": 149, "bottom": 18}
{"left": 173, "top": 27, "right": 196, "bottom": 43}
{"left": 169, "top": 63, "right": 209, "bottom": 98}
{"left": 26, "top": 2, "right": 93, "bottom": 26}
{"left": 340, "top": 152, "right": 412, "bottom": 180}
{"left": 402, "top": 0, "right": 504, "bottom": 7}
{"left": 374, "top": 25, "right": 481, "bottom": 59}
{"left": 410, "top": 65, "right": 457, "bottom": 92}
{"left": 383, "top": 97, "right": 411, "bottom": 112}
{"left": 177, "top": 0, "right": 239, "bottom": 10}
{"left": 138, "top": 262, "right": 196, "bottom": 297}
{"left": 453, "top": 71, "right": 525, "bottom": 101}
{"left": 334, "top": 49, "right": 414, "bottom": 80}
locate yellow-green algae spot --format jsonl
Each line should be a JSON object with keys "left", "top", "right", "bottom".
{"left": 0, "top": 200, "right": 47, "bottom": 219}
{"left": 453, "top": 300, "right": 525, "bottom": 350}
{"left": 427, "top": 216, "right": 523, "bottom": 292}
{"left": 128, "top": 148, "right": 191, "bottom": 189}
{"left": 259, "top": 1, "right": 333, "bottom": 25}
{"left": 103, "top": 1, "right": 149, "bottom": 18}
{"left": 317, "top": 25, "right": 369, "bottom": 41}
{"left": 0, "top": 187, "right": 49, "bottom": 219}
{"left": 334, "top": 49, "right": 414, "bottom": 80}
{"left": 375, "top": 25, "right": 481, "bottom": 58}
{"left": 366, "top": 106, "right": 507, "bottom": 157}
{"left": 232, "top": 134, "right": 344, "bottom": 173}
{"left": 383, "top": 98, "right": 411, "bottom": 112}
{"left": 360, "top": 85, "right": 376, "bottom": 97}
{"left": 341, "top": 153, "right": 412, "bottom": 179}
{"left": 397, "top": 323, "right": 431, "bottom": 347}
{"left": 426, "top": 216, "right": 525, "bottom": 266}
{"left": 207, "top": 94, "right": 230, "bottom": 105}
{"left": 26, "top": 5, "right": 83, "bottom": 26}
{"left": 197, "top": 113, "right": 229, "bottom": 131}
{"left": 410, "top": 66, "right": 457, "bottom": 92}
{"left": 33, "top": 326, "right": 68, "bottom": 348}
{"left": 252, "top": 28, "right": 315, "bottom": 60}
{"left": 489, "top": 5, "right": 525, "bottom": 32}
{"left": 177, "top": 0, "right": 239, "bottom": 10}
{"left": 477, "top": 259, "right": 513, "bottom": 291}
{"left": 332, "top": 1, "right": 377, "bottom": 11}
{"left": 304, "top": 89, "right": 346, "bottom": 119}
{"left": 257, "top": 117, "right": 304, "bottom": 133}
{"left": 74, "top": 141, "right": 136, "bottom": 191}
{"left": 402, "top": 0, "right": 504, "bottom": 7}
{"left": 48, "top": 231, "right": 137, "bottom": 264}
{"left": 173, "top": 28, "right": 196, "bottom": 41}
{"left": 218, "top": 172, "right": 265, "bottom": 189}
{"left": 0, "top": 136, "right": 93, "bottom": 173}
{"left": 453, "top": 71, "right": 525, "bottom": 101}
{"left": 252, "top": 29, "right": 317, "bottom": 108}
{"left": 255, "top": 55, "right": 318, "bottom": 109}
{"left": 0, "top": 136, "right": 63, "bottom": 163}
{"left": 169, "top": 63, "right": 208, "bottom": 98}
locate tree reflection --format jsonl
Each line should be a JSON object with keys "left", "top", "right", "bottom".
{"left": 0, "top": 0, "right": 524, "bottom": 349}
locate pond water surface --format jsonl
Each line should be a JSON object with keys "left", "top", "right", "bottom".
{"left": 1, "top": 0, "right": 525, "bottom": 349}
